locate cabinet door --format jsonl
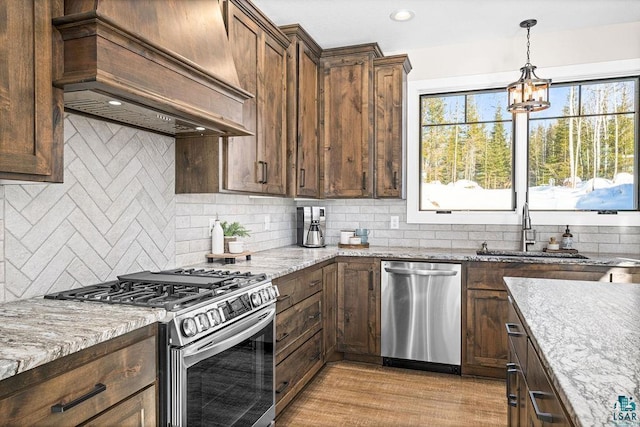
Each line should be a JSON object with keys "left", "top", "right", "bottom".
{"left": 0, "top": 0, "right": 63, "bottom": 182}
{"left": 337, "top": 260, "right": 380, "bottom": 355}
{"left": 295, "top": 42, "right": 320, "bottom": 197}
{"left": 323, "top": 263, "right": 338, "bottom": 359}
{"left": 259, "top": 35, "right": 287, "bottom": 195}
{"left": 374, "top": 57, "right": 408, "bottom": 198}
{"left": 321, "top": 54, "right": 373, "bottom": 198}
{"left": 465, "top": 289, "right": 508, "bottom": 377}
{"left": 224, "top": 3, "right": 262, "bottom": 193}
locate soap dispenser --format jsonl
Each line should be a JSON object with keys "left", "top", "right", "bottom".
{"left": 561, "top": 225, "right": 573, "bottom": 250}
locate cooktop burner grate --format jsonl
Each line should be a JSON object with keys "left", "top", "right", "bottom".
{"left": 44, "top": 269, "right": 269, "bottom": 311}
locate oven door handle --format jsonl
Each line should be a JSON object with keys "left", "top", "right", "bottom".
{"left": 182, "top": 306, "right": 275, "bottom": 368}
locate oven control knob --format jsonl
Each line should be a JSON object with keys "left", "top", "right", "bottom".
{"left": 181, "top": 317, "right": 198, "bottom": 338}
{"left": 267, "top": 287, "right": 277, "bottom": 300}
{"left": 251, "top": 292, "right": 263, "bottom": 307}
{"left": 208, "top": 308, "right": 222, "bottom": 326}
{"left": 197, "top": 313, "right": 210, "bottom": 332}
{"left": 260, "top": 289, "right": 269, "bottom": 302}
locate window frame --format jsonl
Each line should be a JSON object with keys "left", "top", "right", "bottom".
{"left": 406, "top": 59, "right": 640, "bottom": 226}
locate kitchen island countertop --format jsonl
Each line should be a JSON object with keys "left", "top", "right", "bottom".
{"left": 504, "top": 276, "right": 640, "bottom": 427}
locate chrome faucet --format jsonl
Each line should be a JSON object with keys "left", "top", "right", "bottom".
{"left": 521, "top": 202, "right": 536, "bottom": 252}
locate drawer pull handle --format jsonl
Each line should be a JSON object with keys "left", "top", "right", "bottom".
{"left": 276, "top": 381, "right": 289, "bottom": 394}
{"left": 51, "top": 383, "right": 107, "bottom": 413}
{"left": 506, "top": 363, "right": 518, "bottom": 407}
{"left": 309, "top": 352, "right": 321, "bottom": 362}
{"left": 276, "top": 332, "right": 290, "bottom": 342}
{"left": 309, "top": 280, "right": 321, "bottom": 287}
{"left": 505, "top": 323, "right": 524, "bottom": 337}
{"left": 529, "top": 390, "right": 555, "bottom": 423}
{"left": 277, "top": 294, "right": 291, "bottom": 302}
{"left": 308, "top": 312, "right": 321, "bottom": 320}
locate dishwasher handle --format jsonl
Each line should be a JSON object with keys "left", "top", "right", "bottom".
{"left": 384, "top": 267, "right": 458, "bottom": 277}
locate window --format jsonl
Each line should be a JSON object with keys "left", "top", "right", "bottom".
{"left": 528, "top": 78, "right": 638, "bottom": 210}
{"left": 414, "top": 76, "right": 639, "bottom": 219}
{"left": 419, "top": 90, "right": 513, "bottom": 211}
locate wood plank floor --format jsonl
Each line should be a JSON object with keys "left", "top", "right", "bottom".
{"left": 277, "top": 361, "right": 507, "bottom": 427}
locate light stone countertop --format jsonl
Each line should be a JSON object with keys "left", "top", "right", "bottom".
{"left": 504, "top": 277, "right": 640, "bottom": 427}
{"left": 0, "top": 298, "right": 165, "bottom": 381}
{"left": 189, "top": 245, "right": 640, "bottom": 279}
{"left": 1, "top": 244, "right": 638, "bottom": 384}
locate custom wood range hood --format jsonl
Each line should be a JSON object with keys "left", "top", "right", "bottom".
{"left": 52, "top": 0, "right": 252, "bottom": 136}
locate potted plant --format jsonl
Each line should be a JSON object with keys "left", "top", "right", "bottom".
{"left": 220, "top": 221, "right": 251, "bottom": 253}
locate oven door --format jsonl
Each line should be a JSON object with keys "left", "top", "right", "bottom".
{"left": 170, "top": 306, "right": 275, "bottom": 427}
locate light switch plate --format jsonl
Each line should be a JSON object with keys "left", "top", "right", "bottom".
{"left": 390, "top": 216, "right": 399, "bottom": 229}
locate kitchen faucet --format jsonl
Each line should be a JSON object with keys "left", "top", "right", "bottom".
{"left": 521, "top": 202, "right": 536, "bottom": 252}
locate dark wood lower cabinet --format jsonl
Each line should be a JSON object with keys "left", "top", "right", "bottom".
{"left": 336, "top": 259, "right": 380, "bottom": 357}
{"left": 0, "top": 325, "right": 157, "bottom": 426}
{"left": 465, "top": 288, "right": 509, "bottom": 378}
{"left": 275, "top": 331, "right": 323, "bottom": 415}
{"left": 274, "top": 264, "right": 326, "bottom": 416}
{"left": 507, "top": 297, "right": 571, "bottom": 426}
{"left": 464, "top": 261, "right": 634, "bottom": 379}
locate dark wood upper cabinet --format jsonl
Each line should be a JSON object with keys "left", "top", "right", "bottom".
{"left": 320, "top": 44, "right": 381, "bottom": 198}
{"left": 373, "top": 55, "right": 412, "bottom": 198}
{"left": 222, "top": 0, "right": 289, "bottom": 195}
{"left": 281, "top": 25, "right": 322, "bottom": 198}
{"left": 0, "top": 0, "right": 64, "bottom": 182}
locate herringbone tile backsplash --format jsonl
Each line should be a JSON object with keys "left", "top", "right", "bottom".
{"left": 0, "top": 115, "right": 176, "bottom": 302}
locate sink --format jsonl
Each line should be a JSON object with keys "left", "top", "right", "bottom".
{"left": 476, "top": 250, "right": 589, "bottom": 260}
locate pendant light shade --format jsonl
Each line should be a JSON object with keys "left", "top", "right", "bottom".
{"left": 507, "top": 19, "right": 551, "bottom": 113}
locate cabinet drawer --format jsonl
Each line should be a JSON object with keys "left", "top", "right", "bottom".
{"left": 276, "top": 292, "right": 322, "bottom": 364}
{"left": 275, "top": 268, "right": 323, "bottom": 313}
{"left": 275, "top": 331, "right": 322, "bottom": 409}
{"left": 507, "top": 297, "right": 528, "bottom": 374}
{"left": 81, "top": 385, "right": 156, "bottom": 426}
{"left": 526, "top": 341, "right": 570, "bottom": 426}
{"left": 0, "top": 336, "right": 156, "bottom": 426}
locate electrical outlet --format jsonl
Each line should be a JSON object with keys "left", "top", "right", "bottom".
{"left": 264, "top": 215, "right": 270, "bottom": 231}
{"left": 390, "top": 216, "right": 399, "bottom": 229}
{"left": 208, "top": 218, "right": 216, "bottom": 236}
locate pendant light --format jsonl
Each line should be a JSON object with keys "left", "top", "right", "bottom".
{"left": 507, "top": 19, "right": 551, "bottom": 113}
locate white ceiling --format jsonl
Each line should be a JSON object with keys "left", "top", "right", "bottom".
{"left": 251, "top": 0, "right": 640, "bottom": 54}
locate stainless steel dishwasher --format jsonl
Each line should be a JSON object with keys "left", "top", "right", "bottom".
{"left": 381, "top": 260, "right": 461, "bottom": 374}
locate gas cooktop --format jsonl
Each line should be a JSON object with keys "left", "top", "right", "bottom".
{"left": 44, "top": 268, "right": 269, "bottom": 312}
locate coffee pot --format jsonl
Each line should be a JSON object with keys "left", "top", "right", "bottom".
{"left": 305, "top": 220, "right": 324, "bottom": 247}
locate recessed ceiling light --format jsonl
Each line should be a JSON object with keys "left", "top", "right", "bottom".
{"left": 390, "top": 9, "right": 414, "bottom": 22}
{"left": 108, "top": 100, "right": 122, "bottom": 106}
{"left": 195, "top": 126, "right": 205, "bottom": 131}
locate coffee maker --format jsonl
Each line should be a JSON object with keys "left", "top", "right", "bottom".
{"left": 297, "top": 207, "right": 326, "bottom": 248}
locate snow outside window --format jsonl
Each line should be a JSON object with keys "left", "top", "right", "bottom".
{"left": 417, "top": 77, "right": 638, "bottom": 213}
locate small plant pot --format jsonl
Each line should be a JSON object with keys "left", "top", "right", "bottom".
{"left": 228, "top": 241, "right": 244, "bottom": 254}
{"left": 223, "top": 236, "right": 236, "bottom": 253}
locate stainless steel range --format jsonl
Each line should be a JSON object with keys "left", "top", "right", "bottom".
{"left": 45, "top": 268, "right": 279, "bottom": 427}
